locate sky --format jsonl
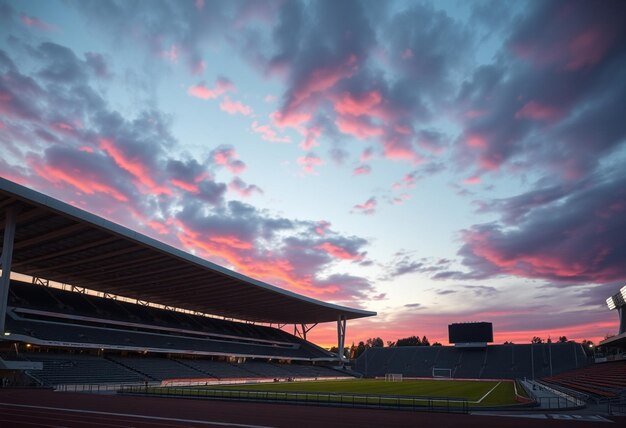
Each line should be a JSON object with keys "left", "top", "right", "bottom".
{"left": 0, "top": 0, "right": 625, "bottom": 348}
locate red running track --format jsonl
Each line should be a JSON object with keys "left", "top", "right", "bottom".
{"left": 0, "top": 389, "right": 622, "bottom": 427}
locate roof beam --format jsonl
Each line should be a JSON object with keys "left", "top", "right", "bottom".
{"left": 67, "top": 253, "right": 167, "bottom": 279}
{"left": 27, "top": 245, "right": 142, "bottom": 273}
{"left": 14, "top": 223, "right": 87, "bottom": 250}
{"left": 11, "top": 236, "right": 118, "bottom": 268}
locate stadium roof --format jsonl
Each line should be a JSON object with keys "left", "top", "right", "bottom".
{"left": 0, "top": 178, "right": 376, "bottom": 324}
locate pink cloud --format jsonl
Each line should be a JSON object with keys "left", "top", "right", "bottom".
{"left": 229, "top": 177, "right": 262, "bottom": 197}
{"left": 170, "top": 178, "right": 199, "bottom": 193}
{"left": 195, "top": 0, "right": 205, "bottom": 11}
{"left": 392, "top": 172, "right": 417, "bottom": 189}
{"left": 297, "top": 153, "right": 323, "bottom": 174}
{"left": 299, "top": 125, "right": 322, "bottom": 150}
{"left": 381, "top": 136, "right": 422, "bottom": 163}
{"left": 515, "top": 101, "right": 563, "bottom": 122}
{"left": 187, "top": 78, "right": 235, "bottom": 100}
{"left": 566, "top": 27, "right": 615, "bottom": 71}
{"left": 352, "top": 197, "right": 377, "bottom": 215}
{"left": 314, "top": 221, "right": 331, "bottom": 236}
{"left": 192, "top": 60, "right": 206, "bottom": 75}
{"left": 251, "top": 121, "right": 290, "bottom": 143}
{"left": 335, "top": 115, "right": 384, "bottom": 139}
{"left": 353, "top": 165, "right": 371, "bottom": 176}
{"left": 20, "top": 14, "right": 55, "bottom": 31}
{"left": 465, "top": 109, "right": 487, "bottom": 119}
{"left": 99, "top": 138, "right": 172, "bottom": 195}
{"left": 334, "top": 90, "right": 382, "bottom": 117}
{"left": 213, "top": 147, "right": 246, "bottom": 174}
{"left": 360, "top": 147, "right": 374, "bottom": 162}
{"left": 271, "top": 110, "right": 312, "bottom": 128}
{"left": 391, "top": 193, "right": 411, "bottom": 205}
{"left": 316, "top": 242, "right": 363, "bottom": 261}
{"left": 464, "top": 176, "right": 481, "bottom": 185}
{"left": 466, "top": 134, "right": 488, "bottom": 149}
{"left": 219, "top": 96, "right": 253, "bottom": 116}
{"left": 34, "top": 163, "right": 128, "bottom": 202}
{"left": 287, "top": 54, "right": 358, "bottom": 113}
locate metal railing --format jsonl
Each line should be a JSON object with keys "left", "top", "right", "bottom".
{"left": 55, "top": 382, "right": 159, "bottom": 393}
{"left": 120, "top": 385, "right": 470, "bottom": 413}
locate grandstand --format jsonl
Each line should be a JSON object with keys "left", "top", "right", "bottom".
{"left": 0, "top": 177, "right": 375, "bottom": 387}
{"left": 354, "top": 343, "right": 588, "bottom": 380}
{"left": 541, "top": 360, "right": 626, "bottom": 400}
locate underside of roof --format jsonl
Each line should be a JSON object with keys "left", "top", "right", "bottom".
{"left": 0, "top": 177, "right": 376, "bottom": 324}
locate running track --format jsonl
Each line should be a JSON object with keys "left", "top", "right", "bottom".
{"left": 0, "top": 389, "right": 622, "bottom": 427}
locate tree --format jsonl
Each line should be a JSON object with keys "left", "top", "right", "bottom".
{"left": 421, "top": 336, "right": 430, "bottom": 346}
{"left": 503, "top": 341, "right": 514, "bottom": 345}
{"left": 531, "top": 336, "right": 543, "bottom": 344}
{"left": 386, "top": 340, "right": 396, "bottom": 347}
{"left": 395, "top": 336, "right": 421, "bottom": 347}
{"left": 353, "top": 341, "right": 366, "bottom": 359}
{"left": 366, "top": 337, "right": 384, "bottom": 348}
{"left": 547, "top": 336, "right": 552, "bottom": 344}
{"left": 558, "top": 336, "right": 568, "bottom": 343}
{"left": 432, "top": 342, "right": 442, "bottom": 346}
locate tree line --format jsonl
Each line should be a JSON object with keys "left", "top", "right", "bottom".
{"left": 332, "top": 335, "right": 443, "bottom": 359}
{"left": 330, "top": 335, "right": 596, "bottom": 359}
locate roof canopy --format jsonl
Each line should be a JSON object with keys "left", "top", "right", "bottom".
{"left": 0, "top": 178, "right": 375, "bottom": 324}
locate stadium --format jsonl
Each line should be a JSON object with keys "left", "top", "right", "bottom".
{"left": 1, "top": 178, "right": 625, "bottom": 426}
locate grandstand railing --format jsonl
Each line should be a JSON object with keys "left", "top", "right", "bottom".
{"left": 521, "top": 380, "right": 586, "bottom": 409}
{"left": 120, "top": 385, "right": 470, "bottom": 413}
{"left": 55, "top": 382, "right": 160, "bottom": 393}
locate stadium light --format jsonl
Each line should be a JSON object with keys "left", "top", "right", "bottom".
{"left": 607, "top": 297, "right": 616, "bottom": 310}
{"left": 620, "top": 285, "right": 626, "bottom": 301}
{"left": 3, "top": 331, "right": 10, "bottom": 336}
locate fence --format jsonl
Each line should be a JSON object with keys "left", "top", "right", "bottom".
{"left": 55, "top": 382, "right": 159, "bottom": 393}
{"left": 120, "top": 385, "right": 470, "bottom": 413}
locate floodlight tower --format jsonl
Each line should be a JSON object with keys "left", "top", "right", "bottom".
{"left": 606, "top": 285, "right": 626, "bottom": 335}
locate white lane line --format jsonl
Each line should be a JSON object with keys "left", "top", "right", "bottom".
{"left": 476, "top": 381, "right": 502, "bottom": 403}
{"left": 0, "top": 402, "right": 275, "bottom": 428}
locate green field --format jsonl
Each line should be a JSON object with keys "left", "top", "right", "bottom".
{"left": 135, "top": 379, "right": 520, "bottom": 408}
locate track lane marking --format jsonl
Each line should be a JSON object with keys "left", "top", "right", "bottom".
{"left": 0, "top": 403, "right": 275, "bottom": 428}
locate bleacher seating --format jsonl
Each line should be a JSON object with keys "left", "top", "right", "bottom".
{"left": 543, "top": 360, "right": 626, "bottom": 399}
{"left": 107, "top": 356, "right": 206, "bottom": 381}
{"left": 354, "top": 343, "right": 589, "bottom": 380}
{"left": 17, "top": 352, "right": 348, "bottom": 386}
{"left": 6, "top": 280, "right": 330, "bottom": 360}
{"left": 21, "top": 352, "right": 144, "bottom": 385}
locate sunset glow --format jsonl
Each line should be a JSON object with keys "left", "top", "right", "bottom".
{"left": 1, "top": 0, "right": 624, "bottom": 349}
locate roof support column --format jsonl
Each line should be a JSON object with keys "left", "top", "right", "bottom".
{"left": 337, "top": 315, "right": 346, "bottom": 363}
{"left": 0, "top": 206, "right": 17, "bottom": 335}
{"left": 293, "top": 323, "right": 318, "bottom": 341}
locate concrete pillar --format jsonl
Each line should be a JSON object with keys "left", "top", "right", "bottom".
{"left": 337, "top": 315, "right": 346, "bottom": 362}
{"left": 0, "top": 207, "right": 17, "bottom": 334}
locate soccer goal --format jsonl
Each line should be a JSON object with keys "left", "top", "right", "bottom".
{"left": 432, "top": 368, "right": 452, "bottom": 378}
{"left": 385, "top": 373, "right": 403, "bottom": 382}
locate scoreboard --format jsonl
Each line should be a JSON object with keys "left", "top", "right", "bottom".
{"left": 448, "top": 322, "right": 493, "bottom": 343}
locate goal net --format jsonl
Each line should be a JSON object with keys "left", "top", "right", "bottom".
{"left": 432, "top": 368, "right": 452, "bottom": 378}
{"left": 385, "top": 373, "right": 403, "bottom": 382}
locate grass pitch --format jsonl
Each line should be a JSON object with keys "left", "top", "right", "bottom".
{"left": 140, "top": 379, "right": 519, "bottom": 408}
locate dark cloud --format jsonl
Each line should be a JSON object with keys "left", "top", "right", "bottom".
{"left": 445, "top": 171, "right": 626, "bottom": 284}
{"left": 382, "top": 252, "right": 452, "bottom": 280}
{"left": 454, "top": 0, "right": 626, "bottom": 180}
